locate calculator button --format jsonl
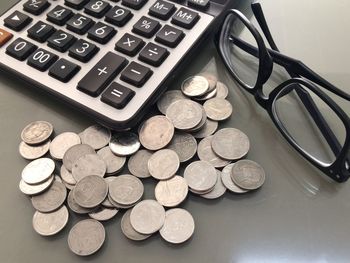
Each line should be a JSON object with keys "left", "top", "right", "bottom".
{"left": 27, "top": 21, "right": 56, "bottom": 43}
{"left": 84, "top": 0, "right": 111, "bottom": 18}
{"left": 132, "top": 16, "right": 160, "bottom": 38}
{"left": 23, "top": 0, "right": 50, "bottom": 15}
{"left": 6, "top": 38, "right": 37, "bottom": 61}
{"left": 66, "top": 14, "right": 94, "bottom": 34}
{"left": 77, "top": 52, "right": 128, "bottom": 96}
{"left": 139, "top": 42, "right": 168, "bottom": 67}
{"left": 187, "top": 0, "right": 209, "bottom": 9}
{"left": 69, "top": 39, "right": 99, "bottom": 62}
{"left": 87, "top": 22, "right": 116, "bottom": 44}
{"left": 27, "top": 48, "right": 58, "bottom": 71}
{"left": 47, "top": 30, "right": 77, "bottom": 52}
{"left": 115, "top": 33, "right": 145, "bottom": 57}
{"left": 122, "top": 0, "right": 148, "bottom": 10}
{"left": 105, "top": 6, "right": 133, "bottom": 27}
{"left": 148, "top": 0, "right": 175, "bottom": 20}
{"left": 101, "top": 82, "right": 135, "bottom": 109}
{"left": 155, "top": 25, "right": 184, "bottom": 47}
{"left": 171, "top": 7, "right": 199, "bottom": 29}
{"left": 0, "top": 28, "right": 13, "bottom": 47}
{"left": 120, "top": 61, "right": 152, "bottom": 87}
{"left": 49, "top": 58, "right": 81, "bottom": 82}
{"left": 47, "top": 5, "right": 74, "bottom": 26}
{"left": 4, "top": 11, "right": 33, "bottom": 32}
{"left": 65, "top": 0, "right": 90, "bottom": 10}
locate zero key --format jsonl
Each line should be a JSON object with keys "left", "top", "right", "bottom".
{"left": 0, "top": 28, "right": 13, "bottom": 47}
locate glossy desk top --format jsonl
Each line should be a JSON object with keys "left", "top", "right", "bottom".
{"left": 0, "top": 0, "right": 350, "bottom": 262}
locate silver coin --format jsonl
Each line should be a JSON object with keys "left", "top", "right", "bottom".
{"left": 181, "top": 76, "right": 209, "bottom": 97}
{"left": 97, "top": 146, "right": 126, "bottom": 175}
{"left": 157, "top": 90, "right": 187, "bottom": 115}
{"left": 166, "top": 132, "right": 197, "bottom": 163}
{"left": 32, "top": 205, "right": 69, "bottom": 236}
{"left": 19, "top": 175, "right": 54, "bottom": 196}
{"left": 192, "top": 119, "right": 218, "bottom": 139}
{"left": 203, "top": 98, "right": 233, "bottom": 121}
{"left": 193, "top": 88, "right": 217, "bottom": 101}
{"left": 128, "top": 150, "right": 153, "bottom": 178}
{"left": 49, "top": 132, "right": 81, "bottom": 160}
{"left": 21, "top": 121, "right": 53, "bottom": 145}
{"left": 130, "top": 200, "right": 165, "bottom": 235}
{"left": 109, "top": 174, "right": 144, "bottom": 206}
{"left": 89, "top": 207, "right": 119, "bottom": 221}
{"left": 184, "top": 161, "right": 217, "bottom": 192}
{"left": 231, "top": 160, "right": 266, "bottom": 190}
{"left": 148, "top": 149, "right": 180, "bottom": 180}
{"left": 22, "top": 158, "right": 55, "bottom": 185}
{"left": 63, "top": 181, "right": 75, "bottom": 191}
{"left": 67, "top": 190, "right": 95, "bottom": 214}
{"left": 73, "top": 175, "right": 108, "bottom": 208}
{"left": 201, "top": 170, "right": 227, "bottom": 199}
{"left": 155, "top": 175, "right": 188, "bottom": 207}
{"left": 199, "top": 72, "right": 217, "bottom": 92}
{"left": 62, "top": 144, "right": 95, "bottom": 171}
{"left": 197, "top": 136, "right": 231, "bottom": 168}
{"left": 215, "top": 81, "right": 229, "bottom": 99}
{"left": 101, "top": 176, "right": 118, "bottom": 208}
{"left": 72, "top": 154, "right": 106, "bottom": 182}
{"left": 221, "top": 164, "right": 248, "bottom": 194}
{"left": 186, "top": 106, "right": 207, "bottom": 133}
{"left": 19, "top": 140, "right": 50, "bottom": 160}
{"left": 189, "top": 186, "right": 215, "bottom": 195}
{"left": 68, "top": 219, "right": 105, "bottom": 256}
{"left": 166, "top": 99, "right": 203, "bottom": 130}
{"left": 212, "top": 128, "right": 250, "bottom": 160}
{"left": 31, "top": 181, "right": 67, "bottom": 213}
{"left": 139, "top": 115, "right": 174, "bottom": 151}
{"left": 109, "top": 132, "right": 140, "bottom": 156}
{"left": 159, "top": 208, "right": 195, "bottom": 244}
{"left": 54, "top": 174, "right": 62, "bottom": 183}
{"left": 108, "top": 195, "right": 138, "bottom": 209}
{"left": 60, "top": 165, "right": 76, "bottom": 185}
{"left": 81, "top": 125, "right": 111, "bottom": 150}
{"left": 121, "top": 209, "right": 151, "bottom": 241}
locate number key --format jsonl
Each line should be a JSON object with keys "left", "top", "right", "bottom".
{"left": 69, "top": 39, "right": 99, "bottom": 62}
{"left": 87, "top": 22, "right": 116, "bottom": 44}
{"left": 6, "top": 38, "right": 37, "bottom": 61}
{"left": 23, "top": 0, "right": 50, "bottom": 15}
{"left": 66, "top": 14, "right": 94, "bottom": 35}
{"left": 27, "top": 48, "right": 58, "bottom": 71}
{"left": 105, "top": 6, "right": 133, "bottom": 27}
{"left": 84, "top": 0, "right": 111, "bottom": 18}
{"left": 47, "top": 30, "right": 77, "bottom": 52}
{"left": 65, "top": 0, "right": 90, "bottom": 10}
{"left": 27, "top": 21, "right": 56, "bottom": 43}
{"left": 47, "top": 5, "right": 74, "bottom": 26}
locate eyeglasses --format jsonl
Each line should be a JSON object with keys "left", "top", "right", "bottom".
{"left": 215, "top": 2, "right": 350, "bottom": 182}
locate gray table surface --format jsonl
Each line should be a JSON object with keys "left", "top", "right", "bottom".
{"left": 1, "top": 0, "right": 350, "bottom": 262}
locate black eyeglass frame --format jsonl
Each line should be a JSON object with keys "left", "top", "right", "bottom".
{"left": 215, "top": 3, "right": 350, "bottom": 182}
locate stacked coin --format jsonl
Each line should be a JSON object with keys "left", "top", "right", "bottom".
{"left": 17, "top": 72, "right": 266, "bottom": 256}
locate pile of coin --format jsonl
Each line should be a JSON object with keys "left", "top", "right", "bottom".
{"left": 17, "top": 72, "right": 266, "bottom": 256}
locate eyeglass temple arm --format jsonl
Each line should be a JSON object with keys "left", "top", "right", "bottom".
{"left": 250, "top": 2, "right": 344, "bottom": 156}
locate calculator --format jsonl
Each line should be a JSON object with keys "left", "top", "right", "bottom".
{"left": 0, "top": 0, "right": 237, "bottom": 130}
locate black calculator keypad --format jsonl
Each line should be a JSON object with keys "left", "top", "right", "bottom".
{"left": 66, "top": 14, "right": 94, "bottom": 34}
{"left": 115, "top": 33, "right": 145, "bottom": 57}
{"left": 120, "top": 61, "right": 152, "bottom": 87}
{"left": 122, "top": 0, "right": 148, "bottom": 10}
{"left": 47, "top": 5, "right": 74, "bottom": 26}
{"left": 6, "top": 38, "right": 37, "bottom": 61}
{"left": 171, "top": 7, "right": 199, "bottom": 29}
{"left": 148, "top": 0, "right": 175, "bottom": 20}
{"left": 49, "top": 58, "right": 81, "bottom": 82}
{"left": 84, "top": 0, "right": 111, "bottom": 18}
{"left": 105, "top": 6, "right": 133, "bottom": 27}
{"left": 47, "top": 30, "right": 77, "bottom": 52}
{"left": 23, "top": 0, "right": 51, "bottom": 15}
{"left": 155, "top": 24, "right": 184, "bottom": 47}
{"left": 101, "top": 82, "right": 135, "bottom": 109}
{"left": 4, "top": 11, "right": 33, "bottom": 31}
{"left": 27, "top": 48, "right": 58, "bottom": 71}
{"left": 87, "top": 22, "right": 116, "bottom": 44}
{"left": 69, "top": 39, "right": 99, "bottom": 62}
{"left": 132, "top": 16, "right": 160, "bottom": 38}
{"left": 65, "top": 0, "right": 90, "bottom": 10}
{"left": 27, "top": 21, "right": 56, "bottom": 43}
{"left": 139, "top": 42, "right": 168, "bottom": 67}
